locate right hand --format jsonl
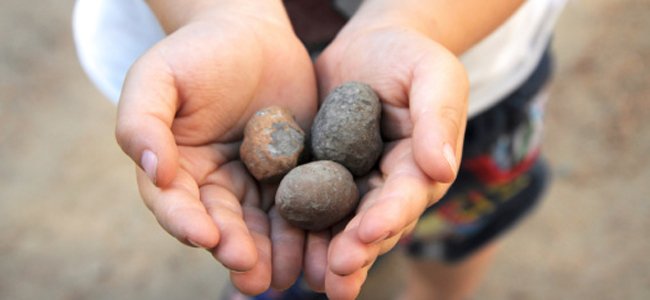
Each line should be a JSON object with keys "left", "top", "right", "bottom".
{"left": 310, "top": 22, "right": 469, "bottom": 300}
{"left": 115, "top": 2, "right": 317, "bottom": 295}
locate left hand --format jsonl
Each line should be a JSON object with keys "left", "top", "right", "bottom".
{"left": 308, "top": 24, "right": 470, "bottom": 299}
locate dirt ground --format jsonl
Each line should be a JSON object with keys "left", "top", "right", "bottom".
{"left": 1, "top": 0, "right": 649, "bottom": 299}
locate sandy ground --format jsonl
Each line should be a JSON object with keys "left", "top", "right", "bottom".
{"left": 1, "top": 0, "right": 649, "bottom": 299}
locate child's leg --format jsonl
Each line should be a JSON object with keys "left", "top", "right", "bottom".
{"left": 400, "top": 242, "right": 500, "bottom": 300}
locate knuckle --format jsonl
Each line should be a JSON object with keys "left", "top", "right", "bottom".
{"left": 437, "top": 103, "right": 465, "bottom": 139}
{"left": 114, "top": 117, "right": 138, "bottom": 152}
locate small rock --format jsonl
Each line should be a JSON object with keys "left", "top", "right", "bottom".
{"left": 240, "top": 106, "right": 305, "bottom": 182}
{"left": 311, "top": 82, "right": 383, "bottom": 176}
{"left": 276, "top": 161, "right": 359, "bottom": 231}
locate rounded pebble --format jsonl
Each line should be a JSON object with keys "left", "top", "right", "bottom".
{"left": 276, "top": 160, "right": 359, "bottom": 231}
{"left": 311, "top": 82, "right": 383, "bottom": 176}
{"left": 240, "top": 106, "right": 305, "bottom": 182}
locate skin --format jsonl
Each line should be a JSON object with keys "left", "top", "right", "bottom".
{"left": 401, "top": 242, "right": 501, "bottom": 300}
{"left": 116, "top": 0, "right": 523, "bottom": 298}
{"left": 118, "top": 0, "right": 316, "bottom": 295}
{"left": 313, "top": 29, "right": 468, "bottom": 298}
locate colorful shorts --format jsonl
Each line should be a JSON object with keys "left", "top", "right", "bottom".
{"left": 403, "top": 48, "right": 554, "bottom": 263}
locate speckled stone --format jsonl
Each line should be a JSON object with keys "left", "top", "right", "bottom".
{"left": 240, "top": 106, "right": 305, "bottom": 182}
{"left": 276, "top": 161, "right": 359, "bottom": 231}
{"left": 311, "top": 82, "right": 383, "bottom": 176}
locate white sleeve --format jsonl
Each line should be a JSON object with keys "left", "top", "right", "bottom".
{"left": 72, "top": 0, "right": 165, "bottom": 103}
{"left": 460, "top": 0, "right": 566, "bottom": 117}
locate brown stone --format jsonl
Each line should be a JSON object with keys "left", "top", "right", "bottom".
{"left": 276, "top": 160, "right": 359, "bottom": 231}
{"left": 240, "top": 106, "right": 305, "bottom": 182}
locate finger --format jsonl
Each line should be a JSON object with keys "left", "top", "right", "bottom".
{"left": 327, "top": 223, "right": 380, "bottom": 276}
{"left": 326, "top": 227, "right": 406, "bottom": 300}
{"left": 327, "top": 171, "right": 417, "bottom": 276}
{"left": 230, "top": 206, "right": 273, "bottom": 295}
{"left": 175, "top": 142, "right": 240, "bottom": 184}
{"left": 202, "top": 161, "right": 272, "bottom": 292}
{"left": 200, "top": 161, "right": 264, "bottom": 273}
{"left": 410, "top": 50, "right": 469, "bottom": 183}
{"left": 259, "top": 183, "right": 277, "bottom": 212}
{"left": 381, "top": 102, "right": 413, "bottom": 141}
{"left": 355, "top": 170, "right": 383, "bottom": 197}
{"left": 268, "top": 207, "right": 305, "bottom": 290}
{"left": 357, "top": 141, "right": 448, "bottom": 244}
{"left": 136, "top": 167, "right": 220, "bottom": 249}
{"left": 303, "top": 230, "right": 331, "bottom": 292}
{"left": 327, "top": 214, "right": 403, "bottom": 276}
{"left": 201, "top": 184, "right": 258, "bottom": 272}
{"left": 116, "top": 51, "right": 179, "bottom": 187}
{"left": 325, "top": 264, "right": 372, "bottom": 300}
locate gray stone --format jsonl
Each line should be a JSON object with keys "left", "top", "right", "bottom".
{"left": 311, "top": 82, "right": 383, "bottom": 176}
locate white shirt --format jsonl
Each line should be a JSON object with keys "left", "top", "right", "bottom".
{"left": 73, "top": 0, "right": 564, "bottom": 118}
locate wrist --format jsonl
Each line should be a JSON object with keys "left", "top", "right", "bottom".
{"left": 342, "top": 0, "right": 524, "bottom": 55}
{"left": 340, "top": 1, "right": 441, "bottom": 44}
{"left": 146, "top": 0, "right": 289, "bottom": 33}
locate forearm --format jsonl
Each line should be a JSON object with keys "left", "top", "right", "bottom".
{"left": 346, "top": 0, "right": 524, "bottom": 54}
{"left": 146, "top": 0, "right": 289, "bottom": 33}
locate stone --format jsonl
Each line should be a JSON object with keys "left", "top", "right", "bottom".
{"left": 240, "top": 106, "right": 305, "bottom": 182}
{"left": 276, "top": 161, "right": 359, "bottom": 231}
{"left": 311, "top": 82, "right": 383, "bottom": 176}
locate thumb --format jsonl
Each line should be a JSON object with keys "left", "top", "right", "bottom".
{"left": 410, "top": 51, "right": 469, "bottom": 183}
{"left": 115, "top": 53, "right": 179, "bottom": 187}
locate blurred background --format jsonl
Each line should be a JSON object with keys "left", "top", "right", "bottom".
{"left": 1, "top": 0, "right": 649, "bottom": 299}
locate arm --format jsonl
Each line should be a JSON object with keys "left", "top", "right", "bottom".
{"left": 346, "top": 0, "right": 524, "bottom": 54}
{"left": 146, "top": 0, "right": 290, "bottom": 33}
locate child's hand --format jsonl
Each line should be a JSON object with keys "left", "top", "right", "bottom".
{"left": 114, "top": 1, "right": 317, "bottom": 295}
{"left": 312, "top": 24, "right": 469, "bottom": 299}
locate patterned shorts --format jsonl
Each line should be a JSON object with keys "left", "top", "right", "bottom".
{"left": 403, "top": 48, "right": 554, "bottom": 263}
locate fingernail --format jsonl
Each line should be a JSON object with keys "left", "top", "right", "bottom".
{"left": 141, "top": 150, "right": 158, "bottom": 185}
{"left": 187, "top": 239, "right": 202, "bottom": 248}
{"left": 443, "top": 143, "right": 457, "bottom": 177}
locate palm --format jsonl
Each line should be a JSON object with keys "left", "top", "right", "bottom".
{"left": 163, "top": 20, "right": 317, "bottom": 144}
{"left": 316, "top": 27, "right": 463, "bottom": 218}
{"left": 164, "top": 18, "right": 317, "bottom": 201}
{"left": 313, "top": 27, "right": 469, "bottom": 299}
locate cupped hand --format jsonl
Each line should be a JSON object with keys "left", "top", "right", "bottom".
{"left": 311, "top": 26, "right": 470, "bottom": 299}
{"left": 115, "top": 6, "right": 317, "bottom": 295}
